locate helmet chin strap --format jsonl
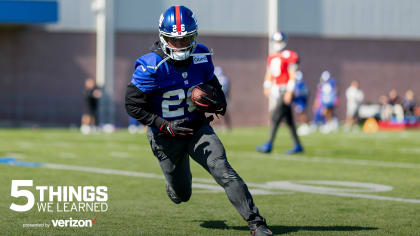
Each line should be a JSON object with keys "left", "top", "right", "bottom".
{"left": 169, "top": 50, "right": 214, "bottom": 61}
{"left": 148, "top": 56, "right": 171, "bottom": 70}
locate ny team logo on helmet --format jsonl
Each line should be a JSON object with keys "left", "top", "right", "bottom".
{"left": 159, "top": 5, "right": 198, "bottom": 61}
{"left": 272, "top": 31, "right": 287, "bottom": 52}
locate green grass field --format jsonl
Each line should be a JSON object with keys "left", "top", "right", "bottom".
{"left": 0, "top": 127, "right": 420, "bottom": 235}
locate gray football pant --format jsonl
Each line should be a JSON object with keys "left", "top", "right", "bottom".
{"left": 146, "top": 124, "right": 264, "bottom": 223}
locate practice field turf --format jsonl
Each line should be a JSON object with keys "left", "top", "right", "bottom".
{"left": 0, "top": 127, "right": 419, "bottom": 235}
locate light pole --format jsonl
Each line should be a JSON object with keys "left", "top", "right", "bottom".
{"left": 92, "top": 0, "right": 115, "bottom": 128}
{"left": 268, "top": 0, "right": 278, "bottom": 54}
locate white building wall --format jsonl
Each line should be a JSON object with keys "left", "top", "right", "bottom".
{"left": 116, "top": 0, "right": 269, "bottom": 36}
{"left": 46, "top": 0, "right": 269, "bottom": 36}
{"left": 278, "top": 0, "right": 420, "bottom": 40}
{"left": 46, "top": 0, "right": 96, "bottom": 32}
{"left": 46, "top": 0, "right": 420, "bottom": 40}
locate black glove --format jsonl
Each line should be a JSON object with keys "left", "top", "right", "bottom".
{"left": 200, "top": 91, "right": 227, "bottom": 115}
{"left": 159, "top": 118, "right": 194, "bottom": 137}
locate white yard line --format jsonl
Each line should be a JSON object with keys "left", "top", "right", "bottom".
{"left": 39, "top": 162, "right": 420, "bottom": 203}
{"left": 43, "top": 163, "right": 164, "bottom": 179}
{"left": 228, "top": 151, "right": 420, "bottom": 169}
{"left": 2, "top": 155, "right": 419, "bottom": 202}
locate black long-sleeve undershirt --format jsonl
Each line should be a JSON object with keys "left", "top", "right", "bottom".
{"left": 125, "top": 75, "right": 226, "bottom": 130}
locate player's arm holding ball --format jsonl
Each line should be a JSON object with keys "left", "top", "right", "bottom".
{"left": 191, "top": 76, "right": 227, "bottom": 116}
{"left": 125, "top": 62, "right": 193, "bottom": 138}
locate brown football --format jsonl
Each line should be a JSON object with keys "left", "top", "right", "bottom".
{"left": 191, "top": 84, "right": 215, "bottom": 108}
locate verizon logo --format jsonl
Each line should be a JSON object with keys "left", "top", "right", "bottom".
{"left": 51, "top": 216, "right": 97, "bottom": 228}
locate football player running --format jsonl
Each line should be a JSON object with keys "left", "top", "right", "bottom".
{"left": 257, "top": 31, "right": 304, "bottom": 154}
{"left": 125, "top": 6, "right": 273, "bottom": 236}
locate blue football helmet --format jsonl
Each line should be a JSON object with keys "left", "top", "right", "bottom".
{"left": 272, "top": 31, "right": 287, "bottom": 52}
{"left": 320, "top": 70, "right": 331, "bottom": 82}
{"left": 158, "top": 5, "right": 198, "bottom": 61}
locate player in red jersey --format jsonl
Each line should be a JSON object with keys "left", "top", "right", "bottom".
{"left": 257, "top": 31, "right": 304, "bottom": 154}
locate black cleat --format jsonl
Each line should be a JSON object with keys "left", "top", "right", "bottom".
{"left": 166, "top": 184, "right": 181, "bottom": 204}
{"left": 250, "top": 224, "right": 274, "bottom": 236}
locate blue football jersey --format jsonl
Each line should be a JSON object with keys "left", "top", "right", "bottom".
{"left": 293, "top": 79, "right": 308, "bottom": 99}
{"left": 131, "top": 43, "right": 214, "bottom": 123}
{"left": 321, "top": 78, "right": 338, "bottom": 107}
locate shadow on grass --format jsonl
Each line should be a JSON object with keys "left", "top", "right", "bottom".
{"left": 197, "top": 220, "right": 378, "bottom": 234}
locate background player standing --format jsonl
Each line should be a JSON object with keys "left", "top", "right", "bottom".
{"left": 80, "top": 78, "right": 102, "bottom": 134}
{"left": 318, "top": 71, "right": 339, "bottom": 133}
{"left": 125, "top": 6, "right": 273, "bottom": 236}
{"left": 257, "top": 31, "right": 303, "bottom": 154}
{"left": 292, "top": 71, "right": 310, "bottom": 136}
{"left": 345, "top": 80, "right": 364, "bottom": 131}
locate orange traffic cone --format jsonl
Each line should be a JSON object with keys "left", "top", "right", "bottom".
{"left": 363, "top": 118, "right": 379, "bottom": 133}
